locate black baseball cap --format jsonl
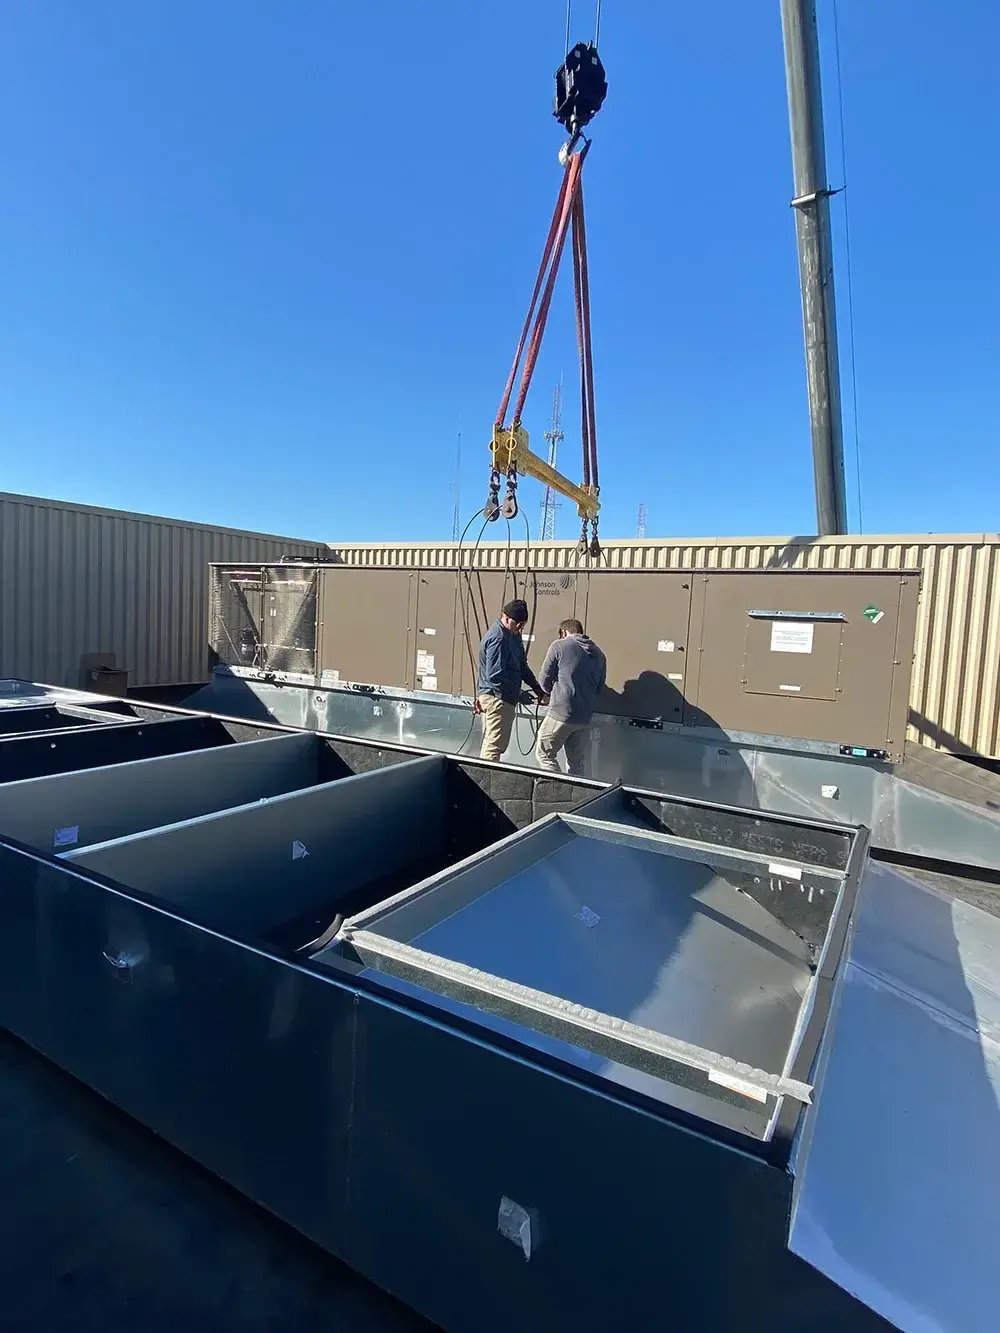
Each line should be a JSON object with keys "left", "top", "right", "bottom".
{"left": 503, "top": 599, "right": 529, "bottom": 623}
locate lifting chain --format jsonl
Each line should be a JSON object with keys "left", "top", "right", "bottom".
{"left": 485, "top": 468, "right": 501, "bottom": 522}
{"left": 501, "top": 467, "right": 519, "bottom": 520}
{"left": 484, "top": 465, "right": 520, "bottom": 522}
{"left": 578, "top": 510, "right": 600, "bottom": 558}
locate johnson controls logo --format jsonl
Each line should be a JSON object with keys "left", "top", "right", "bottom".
{"left": 536, "top": 573, "right": 576, "bottom": 597}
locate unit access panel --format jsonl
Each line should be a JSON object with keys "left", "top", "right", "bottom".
{"left": 682, "top": 570, "right": 919, "bottom": 761}
{"left": 580, "top": 571, "right": 693, "bottom": 722}
{"left": 316, "top": 569, "right": 414, "bottom": 689}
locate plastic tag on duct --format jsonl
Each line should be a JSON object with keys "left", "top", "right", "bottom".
{"left": 497, "top": 1196, "right": 534, "bottom": 1260}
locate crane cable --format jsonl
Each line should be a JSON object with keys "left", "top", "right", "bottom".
{"left": 565, "top": 2, "right": 603, "bottom": 59}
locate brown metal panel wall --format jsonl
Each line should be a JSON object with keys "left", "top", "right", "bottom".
{"left": 413, "top": 571, "right": 460, "bottom": 696}
{"left": 312, "top": 564, "right": 915, "bottom": 754}
{"left": 0, "top": 492, "right": 319, "bottom": 688}
{"left": 328, "top": 535, "right": 1000, "bottom": 756}
{"left": 313, "top": 568, "right": 580, "bottom": 699}
{"left": 451, "top": 569, "right": 578, "bottom": 697}
{"left": 520, "top": 570, "right": 581, "bottom": 685}
{"left": 887, "top": 573, "right": 921, "bottom": 760}
{"left": 682, "top": 570, "right": 916, "bottom": 761}
{"left": 580, "top": 572, "right": 692, "bottom": 723}
{"left": 317, "top": 570, "right": 414, "bottom": 689}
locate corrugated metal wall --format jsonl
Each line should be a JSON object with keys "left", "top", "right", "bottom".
{"left": 0, "top": 493, "right": 320, "bottom": 688}
{"left": 328, "top": 535, "right": 1000, "bottom": 757}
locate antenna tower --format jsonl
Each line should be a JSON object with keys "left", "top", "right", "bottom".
{"left": 539, "top": 381, "right": 564, "bottom": 540}
{"left": 636, "top": 503, "right": 647, "bottom": 540}
{"left": 451, "top": 425, "right": 462, "bottom": 541}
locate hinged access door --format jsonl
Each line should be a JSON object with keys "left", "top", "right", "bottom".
{"left": 743, "top": 611, "right": 845, "bottom": 703}
{"left": 581, "top": 572, "right": 693, "bottom": 721}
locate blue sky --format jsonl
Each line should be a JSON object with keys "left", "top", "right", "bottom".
{"left": 1, "top": 1, "right": 996, "bottom": 542}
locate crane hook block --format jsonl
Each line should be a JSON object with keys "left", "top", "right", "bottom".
{"left": 553, "top": 42, "right": 607, "bottom": 137}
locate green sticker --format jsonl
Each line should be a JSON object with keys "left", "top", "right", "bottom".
{"left": 863, "top": 605, "right": 884, "bottom": 624}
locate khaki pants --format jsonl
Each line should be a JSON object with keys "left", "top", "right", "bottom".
{"left": 478, "top": 694, "right": 516, "bottom": 763}
{"left": 535, "top": 715, "right": 590, "bottom": 777}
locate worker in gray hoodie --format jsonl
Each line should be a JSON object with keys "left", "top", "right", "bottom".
{"left": 535, "top": 618, "right": 607, "bottom": 777}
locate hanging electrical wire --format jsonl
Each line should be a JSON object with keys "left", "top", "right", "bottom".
{"left": 452, "top": 504, "right": 546, "bottom": 761}
{"left": 513, "top": 508, "right": 544, "bottom": 756}
{"left": 830, "top": 0, "right": 864, "bottom": 531}
{"left": 452, "top": 509, "right": 490, "bottom": 755}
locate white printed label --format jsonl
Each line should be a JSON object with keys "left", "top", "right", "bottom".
{"left": 521, "top": 634, "right": 535, "bottom": 644}
{"left": 667, "top": 672, "right": 684, "bottom": 682}
{"left": 575, "top": 905, "right": 601, "bottom": 927}
{"left": 779, "top": 683, "right": 802, "bottom": 692}
{"left": 708, "top": 1070, "right": 769, "bottom": 1103}
{"left": 53, "top": 825, "right": 79, "bottom": 849}
{"left": 320, "top": 668, "right": 340, "bottom": 685}
{"left": 421, "top": 627, "right": 437, "bottom": 636}
{"left": 657, "top": 640, "right": 676, "bottom": 653}
{"left": 416, "top": 651, "right": 435, "bottom": 674}
{"left": 291, "top": 840, "right": 310, "bottom": 861}
{"left": 421, "top": 675, "right": 438, "bottom": 691}
{"left": 768, "top": 862, "right": 803, "bottom": 881}
{"left": 770, "top": 622, "right": 814, "bottom": 654}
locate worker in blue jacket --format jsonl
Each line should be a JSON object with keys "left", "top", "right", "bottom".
{"left": 475, "top": 599, "right": 547, "bottom": 763}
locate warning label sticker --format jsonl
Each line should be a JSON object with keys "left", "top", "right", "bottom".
{"left": 770, "top": 622, "right": 814, "bottom": 654}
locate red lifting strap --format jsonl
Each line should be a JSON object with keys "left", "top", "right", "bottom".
{"left": 495, "top": 144, "right": 598, "bottom": 496}
{"left": 572, "top": 176, "right": 598, "bottom": 492}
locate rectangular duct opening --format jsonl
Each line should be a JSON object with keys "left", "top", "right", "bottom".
{"left": 318, "top": 806, "right": 848, "bottom": 1141}
{"left": 0, "top": 732, "right": 340, "bottom": 856}
{"left": 63, "top": 755, "right": 540, "bottom": 952}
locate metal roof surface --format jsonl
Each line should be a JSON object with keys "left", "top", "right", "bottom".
{"left": 790, "top": 858, "right": 1000, "bottom": 1333}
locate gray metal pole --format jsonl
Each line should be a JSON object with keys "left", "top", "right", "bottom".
{"left": 780, "top": 0, "right": 848, "bottom": 535}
